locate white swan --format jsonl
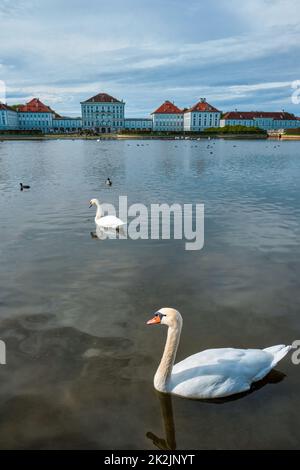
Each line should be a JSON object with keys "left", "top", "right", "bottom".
{"left": 89, "top": 198, "right": 125, "bottom": 229}
{"left": 147, "top": 308, "right": 291, "bottom": 400}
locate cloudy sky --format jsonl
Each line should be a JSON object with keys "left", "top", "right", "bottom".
{"left": 1, "top": 0, "right": 300, "bottom": 116}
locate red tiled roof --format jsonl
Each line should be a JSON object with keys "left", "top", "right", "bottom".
{"left": 18, "top": 98, "right": 54, "bottom": 114}
{"left": 82, "top": 93, "right": 121, "bottom": 103}
{"left": 152, "top": 100, "right": 183, "bottom": 114}
{"left": 223, "top": 111, "right": 297, "bottom": 121}
{"left": 0, "top": 102, "right": 17, "bottom": 112}
{"left": 186, "top": 99, "right": 220, "bottom": 113}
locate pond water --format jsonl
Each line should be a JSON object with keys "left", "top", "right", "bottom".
{"left": 0, "top": 139, "right": 299, "bottom": 449}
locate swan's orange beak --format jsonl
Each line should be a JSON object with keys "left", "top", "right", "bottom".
{"left": 147, "top": 315, "right": 161, "bottom": 325}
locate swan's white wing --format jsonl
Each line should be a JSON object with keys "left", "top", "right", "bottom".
{"left": 170, "top": 348, "right": 276, "bottom": 399}
{"left": 96, "top": 216, "right": 125, "bottom": 228}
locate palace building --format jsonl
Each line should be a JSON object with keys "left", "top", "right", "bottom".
{"left": 124, "top": 118, "right": 153, "bottom": 131}
{"left": 1, "top": 92, "right": 299, "bottom": 134}
{"left": 152, "top": 100, "right": 184, "bottom": 131}
{"left": 183, "top": 98, "right": 221, "bottom": 131}
{"left": 0, "top": 102, "right": 19, "bottom": 130}
{"left": 220, "top": 111, "right": 300, "bottom": 130}
{"left": 151, "top": 98, "right": 221, "bottom": 132}
{"left": 81, "top": 92, "right": 125, "bottom": 133}
{"left": 52, "top": 116, "right": 82, "bottom": 133}
{"left": 17, "top": 98, "right": 56, "bottom": 132}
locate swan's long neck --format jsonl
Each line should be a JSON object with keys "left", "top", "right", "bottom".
{"left": 154, "top": 322, "right": 182, "bottom": 392}
{"left": 95, "top": 202, "right": 102, "bottom": 220}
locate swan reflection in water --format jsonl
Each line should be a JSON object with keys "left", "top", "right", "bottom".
{"left": 147, "top": 392, "right": 177, "bottom": 450}
{"left": 90, "top": 226, "right": 126, "bottom": 240}
{"left": 146, "top": 369, "right": 286, "bottom": 450}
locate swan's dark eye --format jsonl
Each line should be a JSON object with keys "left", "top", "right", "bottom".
{"left": 154, "top": 311, "right": 166, "bottom": 320}
{"left": 155, "top": 312, "right": 166, "bottom": 320}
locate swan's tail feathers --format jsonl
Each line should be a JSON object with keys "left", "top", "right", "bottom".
{"left": 264, "top": 345, "right": 292, "bottom": 367}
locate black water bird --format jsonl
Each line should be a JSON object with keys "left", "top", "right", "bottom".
{"left": 20, "top": 183, "right": 30, "bottom": 191}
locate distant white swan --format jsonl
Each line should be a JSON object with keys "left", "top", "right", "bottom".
{"left": 89, "top": 198, "right": 125, "bottom": 229}
{"left": 147, "top": 308, "right": 291, "bottom": 400}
